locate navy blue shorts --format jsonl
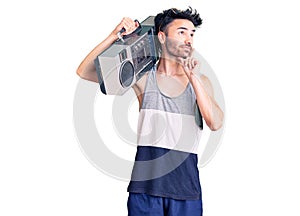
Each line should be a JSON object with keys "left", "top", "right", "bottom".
{"left": 127, "top": 193, "right": 203, "bottom": 216}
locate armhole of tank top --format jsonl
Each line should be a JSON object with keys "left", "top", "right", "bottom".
{"left": 140, "top": 67, "right": 155, "bottom": 109}
{"left": 189, "top": 85, "right": 203, "bottom": 130}
{"left": 194, "top": 101, "right": 203, "bottom": 130}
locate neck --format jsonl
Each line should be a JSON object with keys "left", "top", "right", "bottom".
{"left": 157, "top": 56, "right": 184, "bottom": 77}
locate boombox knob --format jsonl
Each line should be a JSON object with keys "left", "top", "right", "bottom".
{"left": 119, "top": 61, "right": 135, "bottom": 88}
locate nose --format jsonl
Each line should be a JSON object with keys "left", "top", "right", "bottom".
{"left": 185, "top": 39, "right": 192, "bottom": 47}
{"left": 185, "top": 35, "right": 193, "bottom": 46}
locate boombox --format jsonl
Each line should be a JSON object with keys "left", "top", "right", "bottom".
{"left": 94, "top": 16, "right": 159, "bottom": 95}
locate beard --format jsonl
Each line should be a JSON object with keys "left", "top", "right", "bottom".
{"left": 165, "top": 38, "right": 192, "bottom": 59}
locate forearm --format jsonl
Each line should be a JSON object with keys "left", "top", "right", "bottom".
{"left": 76, "top": 33, "right": 118, "bottom": 82}
{"left": 76, "top": 17, "right": 139, "bottom": 82}
{"left": 189, "top": 74, "right": 224, "bottom": 131}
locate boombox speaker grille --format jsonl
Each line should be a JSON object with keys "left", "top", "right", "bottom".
{"left": 119, "top": 61, "right": 135, "bottom": 88}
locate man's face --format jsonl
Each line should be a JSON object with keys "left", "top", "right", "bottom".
{"left": 163, "top": 19, "right": 196, "bottom": 59}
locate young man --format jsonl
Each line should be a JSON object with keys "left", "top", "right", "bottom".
{"left": 77, "top": 7, "right": 223, "bottom": 216}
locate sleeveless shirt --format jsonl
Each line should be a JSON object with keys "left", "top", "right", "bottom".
{"left": 127, "top": 68, "right": 203, "bottom": 200}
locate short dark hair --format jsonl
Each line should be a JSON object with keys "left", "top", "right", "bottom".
{"left": 154, "top": 7, "right": 202, "bottom": 34}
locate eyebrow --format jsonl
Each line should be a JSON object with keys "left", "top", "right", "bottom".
{"left": 177, "top": 27, "right": 196, "bottom": 32}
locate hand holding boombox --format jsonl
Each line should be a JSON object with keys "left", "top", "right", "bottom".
{"left": 94, "top": 16, "right": 158, "bottom": 95}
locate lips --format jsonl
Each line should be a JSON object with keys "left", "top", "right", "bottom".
{"left": 181, "top": 45, "right": 192, "bottom": 51}
{"left": 180, "top": 45, "right": 192, "bottom": 55}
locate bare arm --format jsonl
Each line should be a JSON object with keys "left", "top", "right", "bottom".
{"left": 192, "top": 74, "right": 224, "bottom": 131}
{"left": 132, "top": 72, "right": 149, "bottom": 110}
{"left": 76, "top": 18, "right": 139, "bottom": 82}
{"left": 178, "top": 57, "right": 224, "bottom": 131}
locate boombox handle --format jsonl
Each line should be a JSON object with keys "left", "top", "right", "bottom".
{"left": 120, "top": 20, "right": 142, "bottom": 41}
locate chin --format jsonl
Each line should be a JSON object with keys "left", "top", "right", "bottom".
{"left": 181, "top": 53, "right": 190, "bottom": 59}
{"left": 183, "top": 50, "right": 192, "bottom": 57}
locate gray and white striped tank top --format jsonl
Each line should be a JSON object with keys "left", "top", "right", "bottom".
{"left": 137, "top": 68, "right": 203, "bottom": 154}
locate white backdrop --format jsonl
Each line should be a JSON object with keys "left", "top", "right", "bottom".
{"left": 1, "top": 0, "right": 299, "bottom": 215}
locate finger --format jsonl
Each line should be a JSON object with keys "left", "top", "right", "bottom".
{"left": 176, "top": 57, "right": 184, "bottom": 66}
{"left": 177, "top": 57, "right": 190, "bottom": 70}
{"left": 190, "top": 58, "right": 196, "bottom": 68}
{"left": 185, "top": 58, "right": 192, "bottom": 70}
{"left": 193, "top": 59, "right": 198, "bottom": 67}
{"left": 187, "top": 57, "right": 197, "bottom": 70}
{"left": 189, "top": 58, "right": 193, "bottom": 69}
{"left": 184, "top": 59, "right": 189, "bottom": 69}
{"left": 120, "top": 17, "right": 135, "bottom": 33}
{"left": 189, "top": 48, "right": 195, "bottom": 57}
{"left": 134, "top": 20, "right": 140, "bottom": 27}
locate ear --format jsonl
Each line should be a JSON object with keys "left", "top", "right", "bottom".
{"left": 158, "top": 31, "right": 166, "bottom": 44}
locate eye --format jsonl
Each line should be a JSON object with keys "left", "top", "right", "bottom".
{"left": 179, "top": 30, "right": 185, "bottom": 35}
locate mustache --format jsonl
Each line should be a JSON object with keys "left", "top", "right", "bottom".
{"left": 180, "top": 44, "right": 192, "bottom": 48}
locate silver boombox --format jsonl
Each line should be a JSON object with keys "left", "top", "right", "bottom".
{"left": 94, "top": 16, "right": 158, "bottom": 95}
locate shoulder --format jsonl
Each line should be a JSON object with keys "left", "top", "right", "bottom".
{"left": 131, "top": 70, "right": 151, "bottom": 109}
{"left": 131, "top": 70, "right": 150, "bottom": 102}
{"left": 199, "top": 74, "right": 209, "bottom": 84}
{"left": 132, "top": 70, "right": 150, "bottom": 94}
{"left": 199, "top": 74, "right": 214, "bottom": 97}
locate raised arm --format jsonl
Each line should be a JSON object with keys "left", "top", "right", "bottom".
{"left": 76, "top": 17, "right": 139, "bottom": 82}
{"left": 192, "top": 74, "right": 224, "bottom": 131}
{"left": 177, "top": 57, "right": 224, "bottom": 131}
